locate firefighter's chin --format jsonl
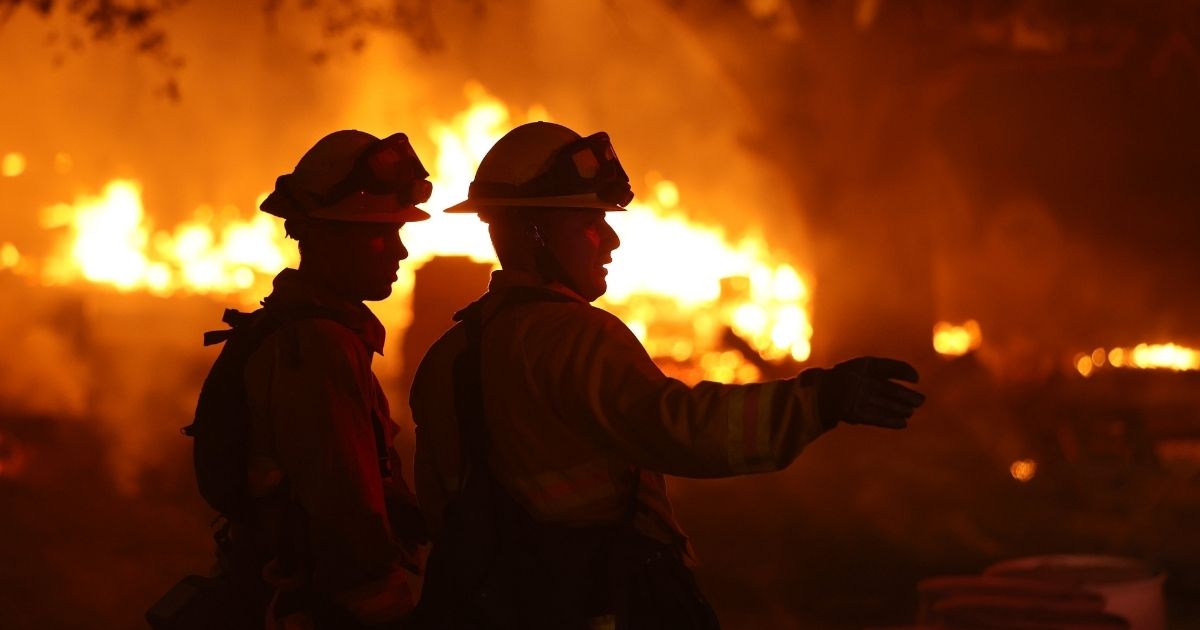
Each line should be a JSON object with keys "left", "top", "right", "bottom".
{"left": 586, "top": 268, "right": 609, "bottom": 302}
{"left": 361, "top": 275, "right": 397, "bottom": 302}
{"left": 564, "top": 268, "right": 602, "bottom": 303}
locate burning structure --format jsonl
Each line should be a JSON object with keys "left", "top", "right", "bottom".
{"left": 1, "top": 1, "right": 1198, "bottom": 628}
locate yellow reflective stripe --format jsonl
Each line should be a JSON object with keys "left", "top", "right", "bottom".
{"left": 727, "top": 387, "right": 747, "bottom": 472}
{"left": 728, "top": 382, "right": 785, "bottom": 473}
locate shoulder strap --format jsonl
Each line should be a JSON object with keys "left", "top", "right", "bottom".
{"left": 452, "top": 287, "right": 577, "bottom": 484}
{"left": 193, "top": 303, "right": 392, "bottom": 480}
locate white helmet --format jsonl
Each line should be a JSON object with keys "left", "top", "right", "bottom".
{"left": 261, "top": 130, "right": 432, "bottom": 223}
{"left": 444, "top": 122, "right": 634, "bottom": 214}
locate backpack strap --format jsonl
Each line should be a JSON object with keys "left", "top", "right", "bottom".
{"left": 203, "top": 308, "right": 264, "bottom": 346}
{"left": 190, "top": 302, "right": 392, "bottom": 511}
{"left": 451, "top": 286, "right": 580, "bottom": 488}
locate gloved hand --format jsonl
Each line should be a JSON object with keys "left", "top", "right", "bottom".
{"left": 802, "top": 356, "right": 926, "bottom": 429}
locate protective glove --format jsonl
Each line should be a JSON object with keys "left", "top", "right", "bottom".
{"left": 801, "top": 356, "right": 926, "bottom": 429}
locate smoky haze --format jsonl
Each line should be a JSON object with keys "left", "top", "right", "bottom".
{"left": 1, "top": 0, "right": 1198, "bottom": 628}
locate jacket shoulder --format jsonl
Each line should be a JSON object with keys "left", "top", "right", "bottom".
{"left": 410, "top": 322, "right": 467, "bottom": 412}
{"left": 250, "top": 316, "right": 370, "bottom": 375}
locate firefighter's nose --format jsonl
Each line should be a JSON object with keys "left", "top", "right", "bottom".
{"left": 600, "top": 218, "right": 620, "bottom": 252}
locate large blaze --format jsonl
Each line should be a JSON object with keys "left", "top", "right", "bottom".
{"left": 23, "top": 85, "right": 812, "bottom": 383}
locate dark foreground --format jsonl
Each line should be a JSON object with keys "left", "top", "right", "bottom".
{"left": 1, "top": 363, "right": 1199, "bottom": 629}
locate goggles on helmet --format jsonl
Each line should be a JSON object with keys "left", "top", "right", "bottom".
{"left": 314, "top": 132, "right": 433, "bottom": 209}
{"left": 469, "top": 132, "right": 634, "bottom": 207}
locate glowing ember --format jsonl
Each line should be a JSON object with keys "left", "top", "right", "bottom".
{"left": 1076, "top": 343, "right": 1200, "bottom": 375}
{"left": 933, "top": 320, "right": 982, "bottom": 357}
{"left": 30, "top": 83, "right": 812, "bottom": 383}
{"left": 1010, "top": 459, "right": 1037, "bottom": 482}
{"left": 1074, "top": 353, "right": 1095, "bottom": 377}
{"left": 2, "top": 152, "right": 25, "bottom": 177}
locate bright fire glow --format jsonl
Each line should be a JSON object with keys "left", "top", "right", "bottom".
{"left": 39, "top": 180, "right": 292, "bottom": 296}
{"left": 933, "top": 320, "right": 982, "bottom": 357}
{"left": 2, "top": 152, "right": 26, "bottom": 177}
{"left": 0, "top": 243, "right": 19, "bottom": 269}
{"left": 1076, "top": 343, "right": 1200, "bottom": 375}
{"left": 31, "top": 83, "right": 812, "bottom": 383}
{"left": 1010, "top": 459, "right": 1037, "bottom": 482}
{"left": 1127, "top": 343, "right": 1199, "bottom": 371}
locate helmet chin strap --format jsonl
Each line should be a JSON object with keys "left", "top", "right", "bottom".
{"left": 528, "top": 222, "right": 583, "bottom": 296}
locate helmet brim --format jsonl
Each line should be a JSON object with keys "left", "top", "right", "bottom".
{"left": 443, "top": 192, "right": 627, "bottom": 214}
{"left": 261, "top": 189, "right": 431, "bottom": 223}
{"left": 308, "top": 205, "right": 431, "bottom": 223}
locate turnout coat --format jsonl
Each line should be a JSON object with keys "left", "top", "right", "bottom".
{"left": 410, "top": 269, "right": 833, "bottom": 562}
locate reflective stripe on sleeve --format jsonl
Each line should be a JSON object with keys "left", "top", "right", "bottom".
{"left": 728, "top": 382, "right": 782, "bottom": 473}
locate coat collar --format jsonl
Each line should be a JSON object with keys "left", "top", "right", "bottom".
{"left": 487, "top": 268, "right": 588, "bottom": 304}
{"left": 261, "top": 268, "right": 387, "bottom": 355}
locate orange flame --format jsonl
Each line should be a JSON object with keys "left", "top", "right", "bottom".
{"left": 2, "top": 152, "right": 26, "bottom": 177}
{"left": 38, "top": 180, "right": 292, "bottom": 297}
{"left": 0, "top": 242, "right": 19, "bottom": 270}
{"left": 31, "top": 84, "right": 812, "bottom": 383}
{"left": 1009, "top": 459, "right": 1037, "bottom": 482}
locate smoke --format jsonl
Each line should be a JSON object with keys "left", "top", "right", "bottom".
{"left": 0, "top": 321, "right": 91, "bottom": 420}
{"left": 0, "top": 277, "right": 220, "bottom": 494}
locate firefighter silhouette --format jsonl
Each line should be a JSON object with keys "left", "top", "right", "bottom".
{"left": 409, "top": 122, "right": 926, "bottom": 629}
{"left": 170, "top": 130, "right": 431, "bottom": 629}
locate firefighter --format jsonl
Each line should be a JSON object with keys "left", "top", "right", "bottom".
{"left": 187, "top": 130, "right": 431, "bottom": 629}
{"left": 408, "top": 122, "right": 926, "bottom": 629}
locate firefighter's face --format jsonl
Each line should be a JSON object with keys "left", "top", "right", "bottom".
{"left": 305, "top": 221, "right": 408, "bottom": 301}
{"left": 539, "top": 209, "right": 621, "bottom": 302}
